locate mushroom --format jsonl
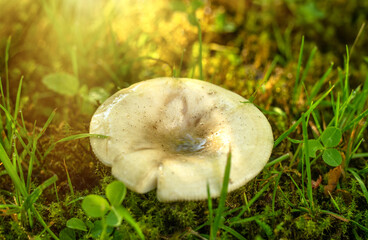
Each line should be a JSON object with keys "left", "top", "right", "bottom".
{"left": 90, "top": 77, "right": 273, "bottom": 201}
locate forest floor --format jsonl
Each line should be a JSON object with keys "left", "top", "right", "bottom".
{"left": 0, "top": 0, "right": 368, "bottom": 239}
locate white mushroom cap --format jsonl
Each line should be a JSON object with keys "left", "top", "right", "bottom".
{"left": 90, "top": 78, "right": 273, "bottom": 201}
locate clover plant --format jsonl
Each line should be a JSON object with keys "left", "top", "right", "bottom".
{"left": 307, "top": 126, "right": 343, "bottom": 167}
{"left": 59, "top": 181, "right": 144, "bottom": 240}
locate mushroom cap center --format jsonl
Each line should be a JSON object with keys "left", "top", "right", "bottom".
{"left": 174, "top": 133, "right": 206, "bottom": 153}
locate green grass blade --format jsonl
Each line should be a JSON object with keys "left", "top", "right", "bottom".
{"left": 342, "top": 107, "right": 368, "bottom": 131}
{"left": 250, "top": 55, "right": 279, "bottom": 102}
{"left": 287, "top": 173, "right": 309, "bottom": 208}
{"left": 4, "top": 36, "right": 11, "bottom": 110}
{"left": 56, "top": 133, "right": 108, "bottom": 143}
{"left": 344, "top": 46, "right": 350, "bottom": 100}
{"left": 220, "top": 225, "right": 246, "bottom": 240}
{"left": 350, "top": 219, "right": 368, "bottom": 232}
{"left": 274, "top": 85, "right": 334, "bottom": 148}
{"left": 0, "top": 204, "right": 22, "bottom": 210}
{"left": 0, "top": 107, "right": 7, "bottom": 150}
{"left": 308, "top": 62, "right": 334, "bottom": 104}
{"left": 207, "top": 183, "right": 213, "bottom": 235}
{"left": 346, "top": 138, "right": 364, "bottom": 167}
{"left": 274, "top": 118, "right": 303, "bottom": 148}
{"left": 347, "top": 169, "right": 368, "bottom": 204}
{"left": 335, "top": 93, "right": 340, "bottom": 127}
{"left": 174, "top": 49, "right": 185, "bottom": 78}
{"left": 325, "top": 88, "right": 355, "bottom": 129}
{"left": 211, "top": 150, "right": 231, "bottom": 239}
{"left": 278, "top": 187, "right": 296, "bottom": 208}
{"left": 310, "top": 110, "right": 323, "bottom": 135}
{"left": 255, "top": 219, "right": 273, "bottom": 237}
{"left": 272, "top": 172, "right": 283, "bottom": 214}
{"left": 31, "top": 206, "right": 59, "bottom": 240}
{"left": 265, "top": 153, "right": 290, "bottom": 168}
{"left": 352, "top": 153, "right": 368, "bottom": 159}
{"left": 231, "top": 181, "right": 271, "bottom": 222}
{"left": 320, "top": 209, "right": 368, "bottom": 232}
{"left": 0, "top": 106, "right": 13, "bottom": 154}
{"left": 292, "top": 36, "right": 304, "bottom": 103}
{"left": 63, "top": 159, "right": 74, "bottom": 196}
{"left": 43, "top": 133, "right": 107, "bottom": 160}
{"left": 23, "top": 175, "right": 58, "bottom": 211}
{"left": 230, "top": 215, "right": 262, "bottom": 225}
{"left": 13, "top": 76, "right": 23, "bottom": 121}
{"left": 0, "top": 76, "right": 5, "bottom": 108}
{"left": 328, "top": 191, "right": 341, "bottom": 212}
{"left": 300, "top": 46, "right": 317, "bottom": 88}
{"left": 13, "top": 145, "right": 26, "bottom": 192}
{"left": 117, "top": 207, "right": 145, "bottom": 240}
{"left": 302, "top": 113, "right": 314, "bottom": 212}
{"left": 27, "top": 137, "right": 38, "bottom": 192}
{"left": 35, "top": 109, "right": 56, "bottom": 141}
{"left": 356, "top": 72, "right": 368, "bottom": 113}
{"left": 0, "top": 143, "right": 27, "bottom": 197}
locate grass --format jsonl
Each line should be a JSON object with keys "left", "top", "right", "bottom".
{"left": 1, "top": 0, "right": 368, "bottom": 239}
{"left": 0, "top": 44, "right": 59, "bottom": 239}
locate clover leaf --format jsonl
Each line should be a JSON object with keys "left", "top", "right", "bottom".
{"left": 320, "top": 127, "right": 342, "bottom": 148}
{"left": 306, "top": 127, "right": 343, "bottom": 167}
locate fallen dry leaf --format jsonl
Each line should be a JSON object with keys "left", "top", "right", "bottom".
{"left": 324, "top": 165, "right": 343, "bottom": 195}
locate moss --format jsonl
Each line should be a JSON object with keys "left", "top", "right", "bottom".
{"left": 0, "top": 218, "right": 29, "bottom": 240}
{"left": 123, "top": 191, "right": 207, "bottom": 238}
{"left": 294, "top": 215, "right": 328, "bottom": 239}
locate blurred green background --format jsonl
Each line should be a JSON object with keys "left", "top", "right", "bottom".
{"left": 1, "top": 0, "right": 367, "bottom": 122}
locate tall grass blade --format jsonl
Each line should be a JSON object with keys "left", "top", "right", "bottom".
{"left": 57, "top": 133, "right": 108, "bottom": 143}
{"left": 308, "top": 62, "right": 334, "bottom": 104}
{"left": 250, "top": 55, "right": 279, "bottom": 102}
{"left": 63, "top": 159, "right": 74, "bottom": 196}
{"left": 350, "top": 22, "right": 366, "bottom": 57}
{"left": 320, "top": 210, "right": 368, "bottom": 232}
{"left": 231, "top": 181, "right": 271, "bottom": 222}
{"left": 26, "top": 110, "right": 55, "bottom": 190}
{"left": 0, "top": 143, "right": 27, "bottom": 197}
{"left": 43, "top": 133, "right": 107, "bottom": 160}
{"left": 207, "top": 183, "right": 213, "bottom": 234}
{"left": 14, "top": 77, "right": 23, "bottom": 121}
{"left": 23, "top": 175, "right": 58, "bottom": 211}
{"left": 292, "top": 36, "right": 304, "bottom": 103}
{"left": 342, "top": 108, "right": 368, "bottom": 131}
{"left": 347, "top": 169, "right": 368, "bottom": 204}
{"left": 36, "top": 109, "right": 56, "bottom": 140}
{"left": 210, "top": 150, "right": 231, "bottom": 239}
{"left": 344, "top": 46, "right": 350, "bottom": 100}
{"left": 4, "top": 36, "right": 11, "bottom": 110}
{"left": 265, "top": 153, "right": 290, "bottom": 168}
{"left": 229, "top": 215, "right": 261, "bottom": 225}
{"left": 117, "top": 207, "right": 145, "bottom": 240}
{"left": 272, "top": 172, "right": 283, "bottom": 214}
{"left": 300, "top": 46, "right": 317, "bottom": 87}
{"left": 220, "top": 225, "right": 246, "bottom": 240}
{"left": 302, "top": 114, "right": 314, "bottom": 212}
{"left": 274, "top": 85, "right": 334, "bottom": 147}
{"left": 32, "top": 206, "right": 60, "bottom": 240}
